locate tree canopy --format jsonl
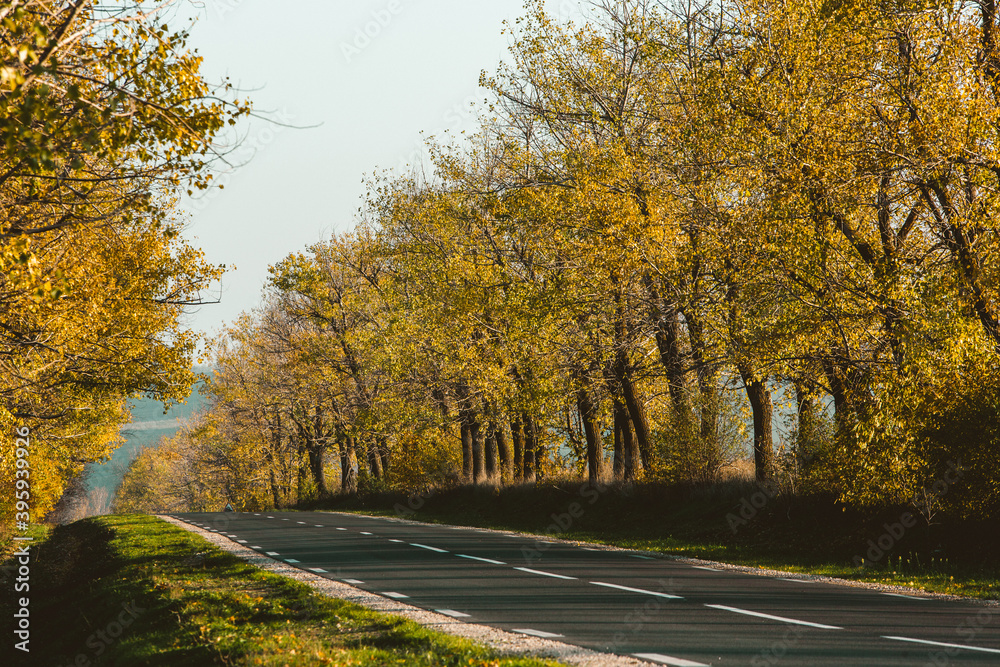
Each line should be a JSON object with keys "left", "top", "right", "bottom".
{"left": 118, "top": 0, "right": 1000, "bottom": 522}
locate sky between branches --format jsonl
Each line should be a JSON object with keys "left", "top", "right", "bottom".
{"left": 179, "top": 0, "right": 586, "bottom": 339}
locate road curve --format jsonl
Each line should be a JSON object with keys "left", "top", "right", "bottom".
{"left": 167, "top": 511, "right": 1000, "bottom": 666}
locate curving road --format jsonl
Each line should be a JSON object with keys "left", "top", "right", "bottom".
{"left": 168, "top": 511, "right": 1000, "bottom": 666}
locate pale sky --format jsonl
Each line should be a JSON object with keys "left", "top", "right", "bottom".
{"left": 177, "top": 0, "right": 585, "bottom": 340}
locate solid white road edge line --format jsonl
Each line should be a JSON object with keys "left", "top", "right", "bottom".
{"left": 881, "top": 636, "right": 1000, "bottom": 654}
{"left": 705, "top": 604, "right": 841, "bottom": 630}
{"left": 590, "top": 581, "right": 684, "bottom": 599}
{"left": 513, "top": 567, "right": 577, "bottom": 580}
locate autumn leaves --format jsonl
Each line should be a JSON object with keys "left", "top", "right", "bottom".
{"left": 0, "top": 2, "right": 247, "bottom": 524}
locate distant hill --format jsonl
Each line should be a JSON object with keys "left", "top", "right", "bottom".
{"left": 77, "top": 374, "right": 209, "bottom": 516}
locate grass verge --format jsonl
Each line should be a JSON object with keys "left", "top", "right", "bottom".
{"left": 1, "top": 515, "right": 561, "bottom": 666}
{"left": 309, "top": 481, "right": 1000, "bottom": 601}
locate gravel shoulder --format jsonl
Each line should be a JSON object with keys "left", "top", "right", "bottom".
{"left": 158, "top": 514, "right": 657, "bottom": 667}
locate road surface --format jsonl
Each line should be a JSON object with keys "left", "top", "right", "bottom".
{"left": 168, "top": 511, "right": 1000, "bottom": 666}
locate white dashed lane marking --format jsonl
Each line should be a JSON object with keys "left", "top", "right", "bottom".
{"left": 691, "top": 566, "right": 721, "bottom": 572}
{"left": 705, "top": 604, "right": 841, "bottom": 630}
{"left": 266, "top": 551, "right": 280, "bottom": 556}
{"left": 411, "top": 543, "right": 448, "bottom": 553}
{"left": 590, "top": 581, "right": 683, "bottom": 599}
{"left": 456, "top": 554, "right": 505, "bottom": 565}
{"left": 513, "top": 567, "right": 577, "bottom": 580}
{"left": 343, "top": 579, "right": 364, "bottom": 584}
{"left": 881, "top": 636, "right": 1000, "bottom": 655}
{"left": 310, "top": 568, "right": 327, "bottom": 573}
{"left": 436, "top": 609, "right": 471, "bottom": 618}
{"left": 512, "top": 628, "right": 563, "bottom": 638}
{"left": 285, "top": 559, "right": 300, "bottom": 563}
{"left": 382, "top": 592, "right": 409, "bottom": 599}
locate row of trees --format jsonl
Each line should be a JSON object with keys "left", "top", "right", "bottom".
{"left": 120, "top": 0, "right": 1000, "bottom": 519}
{"left": 0, "top": 1, "right": 247, "bottom": 525}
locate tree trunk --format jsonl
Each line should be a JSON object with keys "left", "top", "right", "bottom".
{"left": 308, "top": 445, "right": 328, "bottom": 498}
{"left": 821, "top": 357, "right": 852, "bottom": 441}
{"left": 613, "top": 409, "right": 624, "bottom": 482}
{"left": 484, "top": 427, "right": 498, "bottom": 481}
{"left": 685, "top": 309, "right": 719, "bottom": 447}
{"left": 268, "top": 466, "right": 281, "bottom": 508}
{"left": 793, "top": 381, "right": 821, "bottom": 469}
{"left": 457, "top": 381, "right": 475, "bottom": 483}
{"left": 613, "top": 346, "right": 651, "bottom": 471}
{"left": 377, "top": 435, "right": 390, "bottom": 478}
{"left": 644, "top": 276, "right": 687, "bottom": 412}
{"left": 341, "top": 435, "right": 358, "bottom": 494}
{"left": 739, "top": 366, "right": 774, "bottom": 481}
{"left": 613, "top": 396, "right": 636, "bottom": 481}
{"left": 366, "top": 438, "right": 383, "bottom": 479}
{"left": 494, "top": 420, "right": 510, "bottom": 483}
{"left": 510, "top": 416, "right": 524, "bottom": 482}
{"left": 522, "top": 411, "right": 537, "bottom": 483}
{"left": 574, "top": 366, "right": 603, "bottom": 485}
{"left": 471, "top": 418, "right": 486, "bottom": 484}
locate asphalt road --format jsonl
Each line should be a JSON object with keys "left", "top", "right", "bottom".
{"left": 168, "top": 511, "right": 1000, "bottom": 666}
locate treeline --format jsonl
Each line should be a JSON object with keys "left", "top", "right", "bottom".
{"left": 0, "top": 1, "right": 247, "bottom": 525}
{"left": 119, "top": 0, "right": 1000, "bottom": 519}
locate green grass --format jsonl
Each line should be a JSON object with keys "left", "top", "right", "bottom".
{"left": 0, "top": 515, "right": 561, "bottom": 666}
{"left": 311, "top": 481, "right": 1000, "bottom": 601}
